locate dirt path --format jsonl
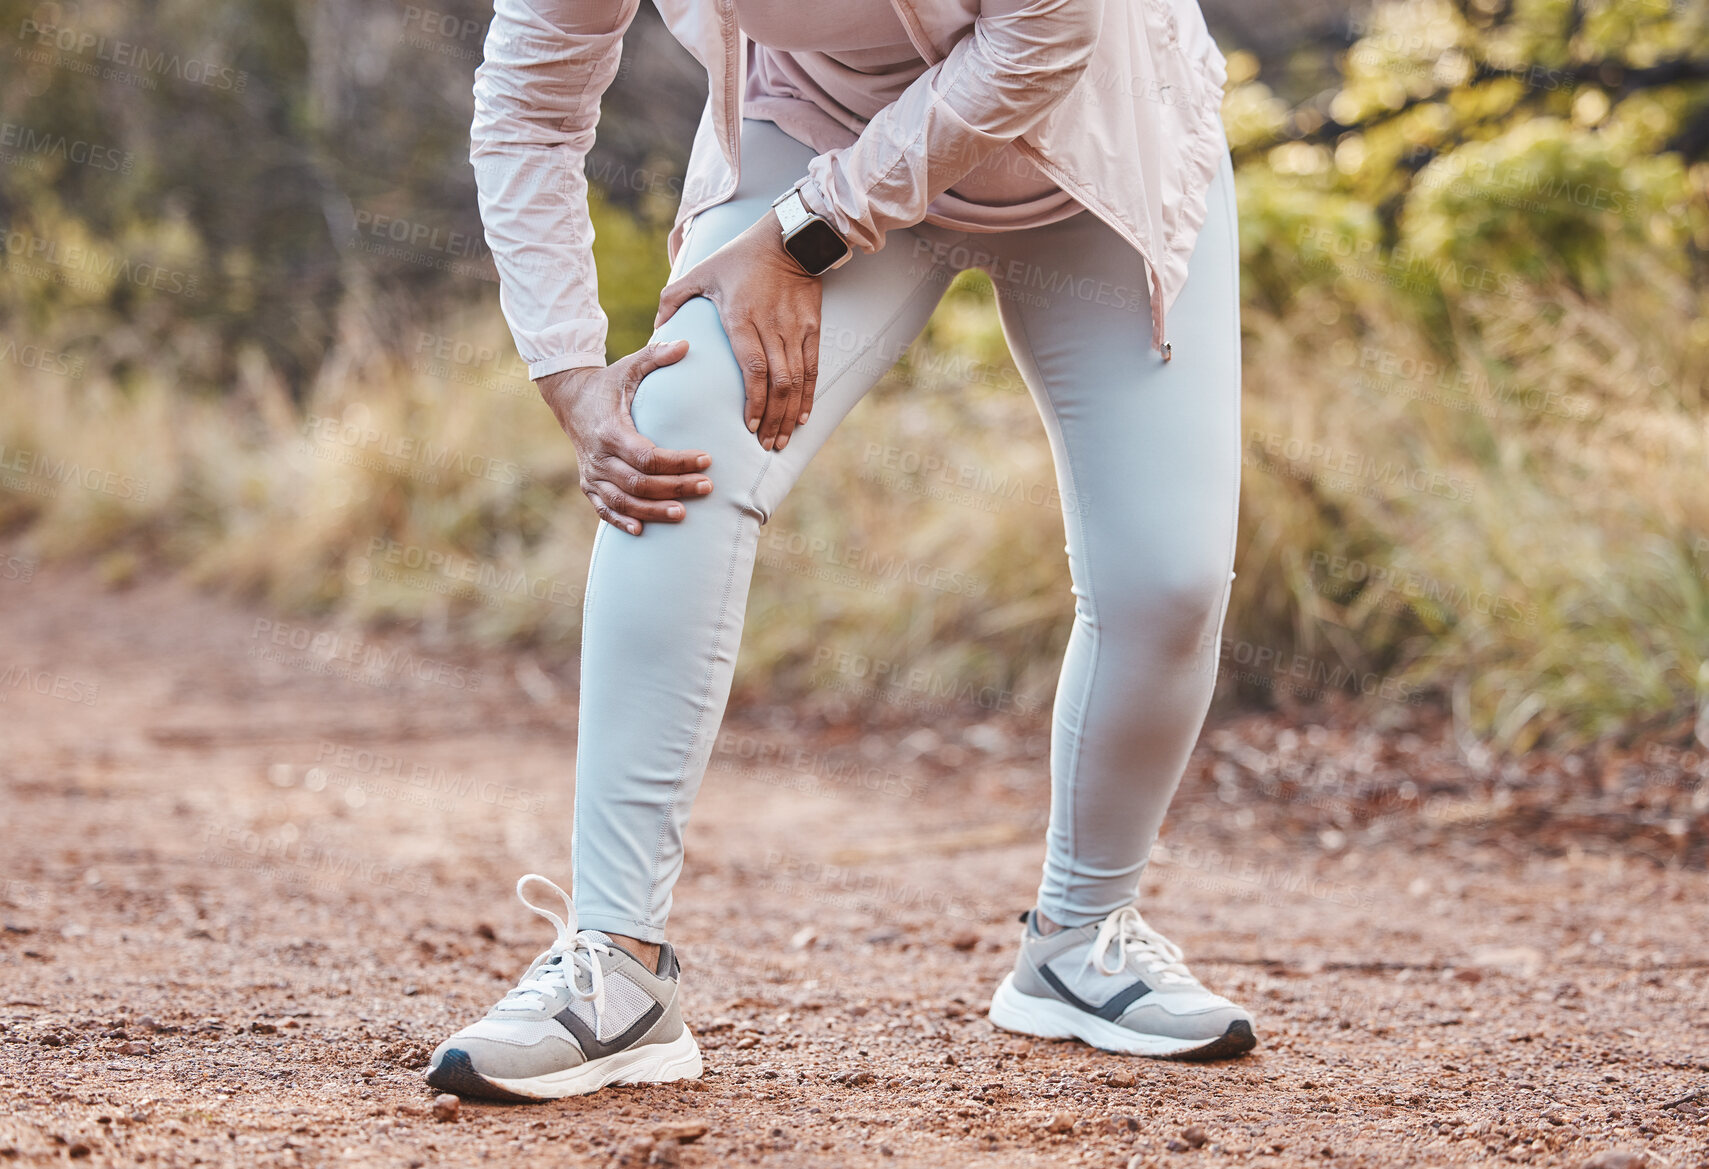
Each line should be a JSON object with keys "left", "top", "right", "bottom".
{"left": 1, "top": 562, "right": 1706, "bottom": 1169}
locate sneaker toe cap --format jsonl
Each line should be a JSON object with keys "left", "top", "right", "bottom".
{"left": 428, "top": 1020, "right": 586, "bottom": 1082}
{"left": 1115, "top": 996, "right": 1254, "bottom": 1043}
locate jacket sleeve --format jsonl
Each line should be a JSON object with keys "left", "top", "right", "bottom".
{"left": 795, "top": 0, "right": 1102, "bottom": 254}
{"left": 470, "top": 0, "right": 639, "bottom": 380}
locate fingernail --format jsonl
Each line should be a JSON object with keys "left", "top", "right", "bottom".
{"left": 696, "top": 454, "right": 711, "bottom": 468}
{"left": 776, "top": 434, "right": 789, "bottom": 450}
{"left": 747, "top": 417, "right": 760, "bottom": 433}
{"left": 667, "top": 504, "right": 683, "bottom": 519}
{"left": 696, "top": 480, "right": 712, "bottom": 494}
{"left": 799, "top": 412, "right": 810, "bottom": 424}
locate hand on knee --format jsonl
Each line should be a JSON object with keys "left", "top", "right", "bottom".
{"left": 538, "top": 341, "right": 715, "bottom": 536}
{"left": 655, "top": 213, "right": 824, "bottom": 453}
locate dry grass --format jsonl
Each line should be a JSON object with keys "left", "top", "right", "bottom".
{"left": 4, "top": 218, "right": 1706, "bottom": 750}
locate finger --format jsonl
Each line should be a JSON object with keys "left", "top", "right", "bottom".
{"left": 583, "top": 487, "right": 643, "bottom": 537}
{"left": 754, "top": 334, "right": 798, "bottom": 451}
{"left": 654, "top": 277, "right": 706, "bottom": 329}
{"left": 620, "top": 439, "right": 713, "bottom": 477}
{"left": 586, "top": 477, "right": 690, "bottom": 527}
{"left": 729, "top": 325, "right": 770, "bottom": 442}
{"left": 798, "top": 324, "right": 819, "bottom": 427}
{"left": 770, "top": 334, "right": 809, "bottom": 451}
{"left": 620, "top": 337, "right": 690, "bottom": 379}
{"left": 603, "top": 344, "right": 712, "bottom": 474}
{"left": 599, "top": 442, "right": 713, "bottom": 500}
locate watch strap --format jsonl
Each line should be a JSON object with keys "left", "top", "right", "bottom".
{"left": 772, "top": 188, "right": 813, "bottom": 234}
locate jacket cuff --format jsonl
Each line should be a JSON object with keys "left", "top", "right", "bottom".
{"left": 527, "top": 351, "right": 607, "bottom": 381}
{"left": 791, "top": 176, "right": 872, "bottom": 256}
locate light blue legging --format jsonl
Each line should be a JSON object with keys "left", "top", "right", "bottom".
{"left": 573, "top": 118, "right": 1242, "bottom": 942}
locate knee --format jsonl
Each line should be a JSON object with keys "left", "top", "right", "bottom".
{"left": 628, "top": 298, "right": 751, "bottom": 456}
{"left": 1094, "top": 564, "right": 1230, "bottom": 665}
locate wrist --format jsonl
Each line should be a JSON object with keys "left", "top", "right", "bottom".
{"left": 772, "top": 187, "right": 851, "bottom": 277}
{"left": 538, "top": 364, "right": 596, "bottom": 393}
{"left": 537, "top": 364, "right": 599, "bottom": 418}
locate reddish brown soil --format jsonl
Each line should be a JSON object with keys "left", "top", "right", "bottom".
{"left": 2, "top": 561, "right": 1706, "bottom": 1168}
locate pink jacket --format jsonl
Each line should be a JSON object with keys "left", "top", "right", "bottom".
{"left": 472, "top": 0, "right": 1228, "bottom": 379}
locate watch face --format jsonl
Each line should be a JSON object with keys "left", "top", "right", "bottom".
{"left": 786, "top": 219, "right": 848, "bottom": 275}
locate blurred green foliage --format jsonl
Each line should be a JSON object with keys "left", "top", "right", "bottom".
{"left": 0, "top": 0, "right": 689, "bottom": 389}
{"left": 2, "top": 0, "right": 1707, "bottom": 745}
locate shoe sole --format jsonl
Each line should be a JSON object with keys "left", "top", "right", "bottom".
{"left": 426, "top": 1027, "right": 703, "bottom": 1101}
{"left": 987, "top": 974, "right": 1257, "bottom": 1060}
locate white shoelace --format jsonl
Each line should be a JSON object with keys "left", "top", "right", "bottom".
{"left": 1087, "top": 906, "right": 1198, "bottom": 986}
{"left": 498, "top": 874, "right": 610, "bottom": 1018}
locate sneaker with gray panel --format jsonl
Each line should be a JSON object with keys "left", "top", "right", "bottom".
{"left": 987, "top": 905, "right": 1257, "bottom": 1059}
{"left": 425, "top": 875, "right": 702, "bottom": 1100}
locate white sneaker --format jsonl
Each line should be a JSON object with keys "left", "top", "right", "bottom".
{"left": 988, "top": 906, "right": 1257, "bottom": 1059}
{"left": 425, "top": 875, "right": 702, "bottom": 1100}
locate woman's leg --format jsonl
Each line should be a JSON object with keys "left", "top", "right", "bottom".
{"left": 992, "top": 150, "right": 1243, "bottom": 926}
{"left": 571, "top": 119, "right": 958, "bottom": 942}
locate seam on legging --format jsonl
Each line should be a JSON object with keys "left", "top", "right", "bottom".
{"left": 744, "top": 255, "right": 954, "bottom": 523}
{"left": 1209, "top": 153, "right": 1243, "bottom": 658}
{"left": 1005, "top": 290, "right": 1101, "bottom": 920}
{"left": 640, "top": 235, "right": 955, "bottom": 928}
{"left": 572, "top": 516, "right": 612, "bottom": 899}
{"left": 618, "top": 318, "right": 750, "bottom": 930}
{"left": 642, "top": 508, "right": 746, "bottom": 928}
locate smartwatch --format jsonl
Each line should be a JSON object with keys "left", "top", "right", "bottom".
{"left": 772, "top": 188, "right": 852, "bottom": 277}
